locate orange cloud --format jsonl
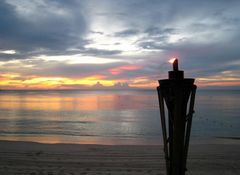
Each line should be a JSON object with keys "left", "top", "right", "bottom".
{"left": 130, "top": 76, "right": 157, "bottom": 88}
{"left": 109, "top": 65, "right": 142, "bottom": 75}
{"left": 197, "top": 80, "right": 240, "bottom": 88}
{"left": 197, "top": 75, "right": 240, "bottom": 88}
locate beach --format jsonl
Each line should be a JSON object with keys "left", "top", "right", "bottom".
{"left": 0, "top": 140, "right": 239, "bottom": 175}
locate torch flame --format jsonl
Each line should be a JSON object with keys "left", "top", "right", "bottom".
{"left": 168, "top": 58, "right": 177, "bottom": 64}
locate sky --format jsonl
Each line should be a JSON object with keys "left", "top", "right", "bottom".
{"left": 0, "top": 0, "right": 240, "bottom": 90}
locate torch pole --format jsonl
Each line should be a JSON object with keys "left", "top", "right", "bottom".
{"left": 157, "top": 58, "right": 197, "bottom": 175}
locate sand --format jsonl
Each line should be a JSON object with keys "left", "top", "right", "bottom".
{"left": 0, "top": 140, "right": 239, "bottom": 175}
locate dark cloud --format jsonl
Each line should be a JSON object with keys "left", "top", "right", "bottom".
{"left": 114, "top": 29, "right": 139, "bottom": 37}
{"left": 90, "top": 31, "right": 104, "bottom": 35}
{"left": 81, "top": 48, "right": 122, "bottom": 57}
{"left": 138, "top": 41, "right": 167, "bottom": 50}
{"left": 0, "top": 0, "right": 86, "bottom": 56}
{"left": 144, "top": 27, "right": 176, "bottom": 36}
{"left": 0, "top": 59, "right": 126, "bottom": 78}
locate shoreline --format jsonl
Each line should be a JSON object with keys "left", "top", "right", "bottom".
{"left": 0, "top": 140, "right": 240, "bottom": 175}
{"left": 0, "top": 135, "right": 239, "bottom": 146}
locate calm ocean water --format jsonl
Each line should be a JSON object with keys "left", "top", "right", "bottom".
{"left": 0, "top": 90, "right": 239, "bottom": 145}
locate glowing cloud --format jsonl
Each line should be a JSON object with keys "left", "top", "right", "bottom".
{"left": 109, "top": 65, "right": 142, "bottom": 75}
{"left": 35, "top": 55, "right": 121, "bottom": 64}
{"left": 0, "top": 50, "right": 16, "bottom": 54}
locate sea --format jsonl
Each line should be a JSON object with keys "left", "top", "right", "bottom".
{"left": 0, "top": 89, "right": 239, "bottom": 145}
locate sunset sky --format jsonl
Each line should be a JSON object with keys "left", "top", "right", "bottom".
{"left": 0, "top": 0, "right": 240, "bottom": 89}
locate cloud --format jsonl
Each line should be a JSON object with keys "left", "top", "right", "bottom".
{"left": 0, "top": 0, "right": 86, "bottom": 55}
{"left": 0, "top": 59, "right": 127, "bottom": 78}
{"left": 81, "top": 48, "right": 122, "bottom": 56}
{"left": 91, "top": 81, "right": 131, "bottom": 90}
{"left": 144, "top": 27, "right": 176, "bottom": 37}
{"left": 109, "top": 65, "right": 142, "bottom": 75}
{"left": 114, "top": 29, "right": 139, "bottom": 37}
{"left": 0, "top": 0, "right": 240, "bottom": 89}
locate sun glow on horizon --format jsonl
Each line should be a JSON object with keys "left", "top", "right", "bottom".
{"left": 0, "top": 74, "right": 116, "bottom": 90}
{"left": 0, "top": 72, "right": 240, "bottom": 90}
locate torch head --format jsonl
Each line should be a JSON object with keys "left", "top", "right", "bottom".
{"left": 158, "top": 57, "right": 195, "bottom": 87}
{"left": 169, "top": 58, "right": 179, "bottom": 71}
{"left": 168, "top": 58, "right": 184, "bottom": 80}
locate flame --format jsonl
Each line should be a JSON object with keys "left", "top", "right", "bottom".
{"left": 168, "top": 58, "right": 177, "bottom": 64}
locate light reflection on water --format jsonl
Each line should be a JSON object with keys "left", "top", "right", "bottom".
{"left": 0, "top": 90, "right": 157, "bottom": 111}
{"left": 0, "top": 90, "right": 239, "bottom": 145}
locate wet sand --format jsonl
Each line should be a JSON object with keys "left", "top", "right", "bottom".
{"left": 0, "top": 140, "right": 239, "bottom": 175}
